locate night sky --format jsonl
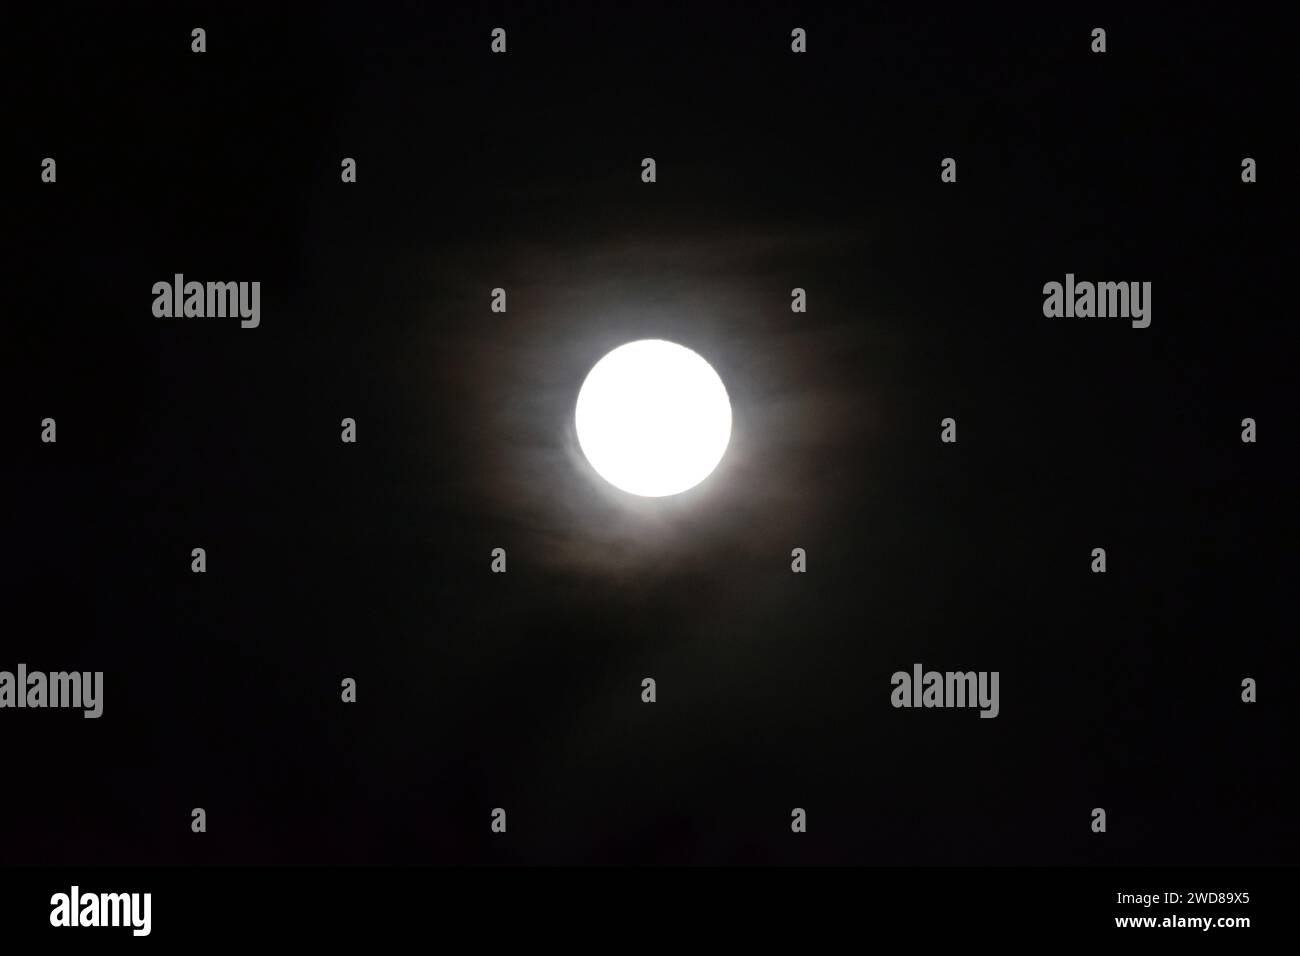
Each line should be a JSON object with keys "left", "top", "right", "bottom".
{"left": 8, "top": 3, "right": 1296, "bottom": 865}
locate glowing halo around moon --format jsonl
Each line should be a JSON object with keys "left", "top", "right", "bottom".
{"left": 575, "top": 339, "right": 732, "bottom": 498}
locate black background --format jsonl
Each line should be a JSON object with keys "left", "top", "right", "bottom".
{"left": 7, "top": 2, "right": 1296, "bottom": 866}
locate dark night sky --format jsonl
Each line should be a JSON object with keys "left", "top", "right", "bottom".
{"left": 7, "top": 3, "right": 1296, "bottom": 864}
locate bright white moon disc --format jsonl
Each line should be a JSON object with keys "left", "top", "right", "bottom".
{"left": 575, "top": 339, "right": 732, "bottom": 497}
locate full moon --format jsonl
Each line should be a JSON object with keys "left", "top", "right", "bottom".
{"left": 575, "top": 339, "right": 732, "bottom": 498}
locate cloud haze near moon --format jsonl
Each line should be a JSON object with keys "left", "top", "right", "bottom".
{"left": 405, "top": 228, "right": 889, "bottom": 598}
